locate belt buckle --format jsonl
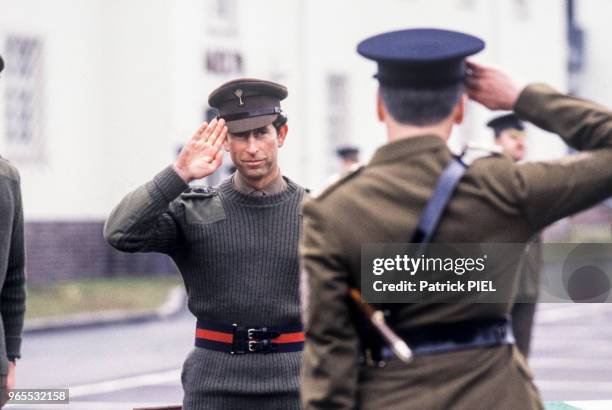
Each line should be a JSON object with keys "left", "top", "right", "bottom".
{"left": 246, "top": 327, "right": 278, "bottom": 353}
{"left": 230, "top": 323, "right": 248, "bottom": 355}
{"left": 247, "top": 328, "right": 258, "bottom": 341}
{"left": 248, "top": 328, "right": 263, "bottom": 352}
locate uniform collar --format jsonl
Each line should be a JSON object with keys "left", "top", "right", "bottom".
{"left": 369, "top": 134, "right": 448, "bottom": 166}
{"left": 232, "top": 170, "right": 287, "bottom": 196}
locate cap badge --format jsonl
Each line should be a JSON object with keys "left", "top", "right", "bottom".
{"left": 234, "top": 89, "right": 245, "bottom": 106}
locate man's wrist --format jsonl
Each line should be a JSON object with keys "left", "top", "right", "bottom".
{"left": 172, "top": 164, "right": 192, "bottom": 183}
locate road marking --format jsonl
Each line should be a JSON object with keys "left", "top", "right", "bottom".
{"left": 531, "top": 357, "right": 612, "bottom": 371}
{"left": 69, "top": 368, "right": 181, "bottom": 398}
{"left": 536, "top": 379, "right": 612, "bottom": 395}
{"left": 535, "top": 304, "right": 612, "bottom": 324}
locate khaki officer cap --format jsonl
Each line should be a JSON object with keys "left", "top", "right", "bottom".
{"left": 208, "top": 78, "right": 288, "bottom": 133}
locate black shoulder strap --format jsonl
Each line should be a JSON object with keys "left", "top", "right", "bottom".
{"left": 411, "top": 157, "right": 468, "bottom": 248}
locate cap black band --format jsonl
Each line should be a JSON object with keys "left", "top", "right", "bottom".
{"left": 220, "top": 107, "right": 281, "bottom": 122}
{"left": 375, "top": 61, "right": 466, "bottom": 88}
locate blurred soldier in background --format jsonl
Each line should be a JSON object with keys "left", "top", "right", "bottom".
{"left": 488, "top": 114, "right": 526, "bottom": 162}
{"left": 300, "top": 28, "right": 612, "bottom": 410}
{"left": 488, "top": 113, "right": 543, "bottom": 358}
{"left": 105, "top": 79, "right": 305, "bottom": 410}
{"left": 327, "top": 145, "right": 362, "bottom": 184}
{"left": 0, "top": 54, "right": 27, "bottom": 408}
{"left": 336, "top": 146, "right": 361, "bottom": 174}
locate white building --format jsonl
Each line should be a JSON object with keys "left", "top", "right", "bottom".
{"left": 0, "top": 0, "right": 573, "bottom": 279}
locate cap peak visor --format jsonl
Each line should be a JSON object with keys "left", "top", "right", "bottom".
{"left": 226, "top": 114, "right": 278, "bottom": 134}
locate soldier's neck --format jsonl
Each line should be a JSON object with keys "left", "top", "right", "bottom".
{"left": 386, "top": 119, "right": 452, "bottom": 143}
{"left": 233, "top": 167, "right": 286, "bottom": 196}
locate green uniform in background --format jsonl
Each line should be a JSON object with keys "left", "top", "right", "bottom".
{"left": 512, "top": 235, "right": 542, "bottom": 358}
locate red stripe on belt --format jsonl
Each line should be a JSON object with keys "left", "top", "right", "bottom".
{"left": 196, "top": 329, "right": 233, "bottom": 343}
{"left": 273, "top": 332, "right": 305, "bottom": 343}
{"left": 195, "top": 329, "right": 305, "bottom": 344}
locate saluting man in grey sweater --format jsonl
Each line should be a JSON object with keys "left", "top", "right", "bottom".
{"left": 0, "top": 54, "right": 27, "bottom": 408}
{"left": 105, "top": 79, "right": 306, "bottom": 410}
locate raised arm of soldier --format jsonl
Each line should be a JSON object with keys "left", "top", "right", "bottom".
{"left": 466, "top": 60, "right": 612, "bottom": 230}
{"left": 103, "top": 119, "right": 227, "bottom": 254}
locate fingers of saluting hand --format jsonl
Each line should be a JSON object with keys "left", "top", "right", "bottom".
{"left": 209, "top": 119, "right": 227, "bottom": 149}
{"left": 196, "top": 119, "right": 226, "bottom": 163}
{"left": 465, "top": 60, "right": 485, "bottom": 77}
{"left": 192, "top": 121, "right": 209, "bottom": 142}
{"left": 200, "top": 118, "right": 219, "bottom": 143}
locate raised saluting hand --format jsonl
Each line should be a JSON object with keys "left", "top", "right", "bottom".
{"left": 173, "top": 118, "right": 228, "bottom": 183}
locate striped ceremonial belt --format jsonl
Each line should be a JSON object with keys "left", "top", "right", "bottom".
{"left": 195, "top": 319, "right": 304, "bottom": 354}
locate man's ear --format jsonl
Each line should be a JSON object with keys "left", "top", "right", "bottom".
{"left": 376, "top": 90, "right": 385, "bottom": 122}
{"left": 277, "top": 124, "right": 288, "bottom": 148}
{"left": 453, "top": 94, "right": 467, "bottom": 125}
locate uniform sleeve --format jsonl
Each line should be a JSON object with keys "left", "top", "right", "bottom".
{"left": 512, "top": 84, "right": 612, "bottom": 230}
{"left": 103, "top": 166, "right": 188, "bottom": 254}
{"left": 300, "top": 200, "right": 360, "bottom": 410}
{"left": 2, "top": 175, "right": 26, "bottom": 361}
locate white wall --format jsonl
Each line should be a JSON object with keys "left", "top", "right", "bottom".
{"left": 0, "top": 0, "right": 569, "bottom": 218}
{"left": 576, "top": 0, "right": 612, "bottom": 104}
{"left": 0, "top": 0, "right": 106, "bottom": 219}
{"left": 293, "top": 0, "right": 568, "bottom": 190}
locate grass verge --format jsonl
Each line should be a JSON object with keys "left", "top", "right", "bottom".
{"left": 26, "top": 276, "right": 183, "bottom": 320}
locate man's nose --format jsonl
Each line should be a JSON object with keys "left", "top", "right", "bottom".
{"left": 246, "top": 135, "right": 259, "bottom": 154}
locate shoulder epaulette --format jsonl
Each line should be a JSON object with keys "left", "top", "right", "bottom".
{"left": 460, "top": 142, "right": 503, "bottom": 166}
{"left": 180, "top": 186, "right": 217, "bottom": 199}
{"left": 311, "top": 165, "right": 365, "bottom": 200}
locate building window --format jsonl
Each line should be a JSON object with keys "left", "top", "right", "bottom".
{"left": 3, "top": 35, "right": 45, "bottom": 161}
{"left": 326, "top": 74, "right": 349, "bottom": 171}
{"left": 457, "top": 0, "right": 477, "bottom": 11}
{"left": 205, "top": 49, "right": 243, "bottom": 75}
{"left": 205, "top": 0, "right": 238, "bottom": 37}
{"left": 514, "top": 0, "right": 530, "bottom": 19}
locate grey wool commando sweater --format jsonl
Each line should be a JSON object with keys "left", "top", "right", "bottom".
{"left": 104, "top": 166, "right": 305, "bottom": 410}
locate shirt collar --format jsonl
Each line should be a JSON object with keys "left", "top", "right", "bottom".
{"left": 369, "top": 135, "right": 448, "bottom": 167}
{"left": 232, "top": 170, "right": 287, "bottom": 196}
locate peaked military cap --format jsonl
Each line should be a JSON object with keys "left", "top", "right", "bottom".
{"left": 0, "top": 54, "right": 4, "bottom": 73}
{"left": 208, "top": 78, "right": 288, "bottom": 133}
{"left": 336, "top": 145, "right": 359, "bottom": 158}
{"left": 357, "top": 28, "right": 485, "bottom": 87}
{"left": 487, "top": 113, "right": 525, "bottom": 136}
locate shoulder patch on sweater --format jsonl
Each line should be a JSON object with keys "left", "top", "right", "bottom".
{"left": 181, "top": 186, "right": 217, "bottom": 199}
{"left": 180, "top": 186, "right": 225, "bottom": 224}
{"left": 311, "top": 165, "right": 364, "bottom": 201}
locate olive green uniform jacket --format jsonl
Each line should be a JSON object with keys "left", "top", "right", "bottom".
{"left": 300, "top": 84, "right": 612, "bottom": 410}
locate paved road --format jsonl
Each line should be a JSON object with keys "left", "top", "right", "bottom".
{"left": 7, "top": 304, "right": 612, "bottom": 409}
{"left": 9, "top": 309, "right": 193, "bottom": 409}
{"left": 530, "top": 303, "right": 612, "bottom": 402}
